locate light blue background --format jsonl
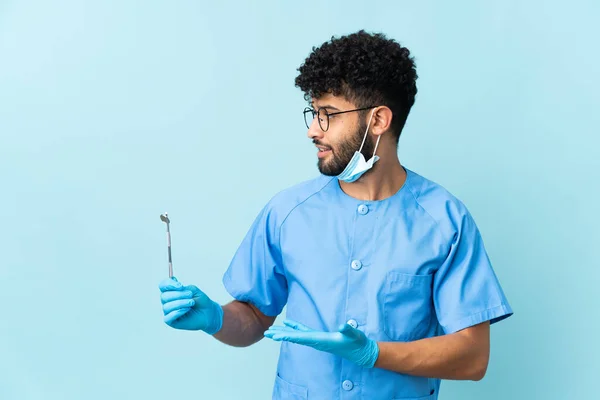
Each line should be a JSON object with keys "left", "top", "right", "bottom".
{"left": 1, "top": 1, "right": 598, "bottom": 399}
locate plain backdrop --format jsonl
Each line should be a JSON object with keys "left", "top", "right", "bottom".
{"left": 1, "top": 1, "right": 598, "bottom": 399}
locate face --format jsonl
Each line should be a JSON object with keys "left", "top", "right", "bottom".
{"left": 307, "top": 96, "right": 376, "bottom": 176}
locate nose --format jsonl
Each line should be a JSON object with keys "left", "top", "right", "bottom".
{"left": 306, "top": 116, "right": 324, "bottom": 140}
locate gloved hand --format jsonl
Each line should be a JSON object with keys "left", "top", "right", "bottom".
{"left": 264, "top": 319, "right": 379, "bottom": 368}
{"left": 158, "top": 277, "right": 223, "bottom": 334}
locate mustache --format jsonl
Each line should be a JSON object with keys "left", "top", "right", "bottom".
{"left": 312, "top": 139, "right": 332, "bottom": 150}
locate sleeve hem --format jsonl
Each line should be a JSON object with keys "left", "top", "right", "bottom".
{"left": 442, "top": 303, "right": 513, "bottom": 334}
{"left": 222, "top": 273, "right": 281, "bottom": 317}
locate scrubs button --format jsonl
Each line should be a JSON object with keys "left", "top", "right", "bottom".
{"left": 347, "top": 319, "right": 358, "bottom": 328}
{"left": 342, "top": 380, "right": 354, "bottom": 391}
{"left": 351, "top": 260, "right": 362, "bottom": 270}
{"left": 357, "top": 204, "right": 368, "bottom": 215}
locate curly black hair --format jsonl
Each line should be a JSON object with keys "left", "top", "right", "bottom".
{"left": 295, "top": 30, "right": 418, "bottom": 140}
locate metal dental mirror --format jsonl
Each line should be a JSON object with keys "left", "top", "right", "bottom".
{"left": 160, "top": 213, "right": 173, "bottom": 278}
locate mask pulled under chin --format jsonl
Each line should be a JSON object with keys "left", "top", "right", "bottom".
{"left": 337, "top": 109, "right": 381, "bottom": 183}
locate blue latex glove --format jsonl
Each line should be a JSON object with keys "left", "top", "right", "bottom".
{"left": 264, "top": 319, "right": 380, "bottom": 368}
{"left": 158, "top": 277, "right": 223, "bottom": 334}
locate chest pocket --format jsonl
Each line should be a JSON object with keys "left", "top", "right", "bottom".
{"left": 273, "top": 373, "right": 308, "bottom": 400}
{"left": 382, "top": 270, "right": 435, "bottom": 341}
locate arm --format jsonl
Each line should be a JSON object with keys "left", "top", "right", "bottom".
{"left": 374, "top": 321, "right": 490, "bottom": 380}
{"left": 213, "top": 300, "right": 276, "bottom": 347}
{"left": 159, "top": 278, "right": 276, "bottom": 346}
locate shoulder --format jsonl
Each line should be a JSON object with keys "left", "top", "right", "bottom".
{"left": 260, "top": 174, "right": 335, "bottom": 225}
{"left": 403, "top": 168, "right": 474, "bottom": 235}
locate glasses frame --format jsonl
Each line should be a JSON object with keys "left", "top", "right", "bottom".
{"left": 303, "top": 106, "right": 377, "bottom": 132}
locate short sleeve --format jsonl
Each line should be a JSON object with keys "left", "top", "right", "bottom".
{"left": 222, "top": 203, "right": 288, "bottom": 317}
{"left": 433, "top": 210, "right": 513, "bottom": 334}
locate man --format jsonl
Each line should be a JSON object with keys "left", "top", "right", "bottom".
{"left": 158, "top": 30, "right": 513, "bottom": 399}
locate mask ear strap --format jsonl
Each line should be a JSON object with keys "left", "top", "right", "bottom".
{"left": 372, "top": 134, "right": 382, "bottom": 157}
{"left": 358, "top": 109, "right": 376, "bottom": 152}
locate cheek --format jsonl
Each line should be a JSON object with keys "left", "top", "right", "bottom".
{"left": 324, "top": 126, "right": 349, "bottom": 151}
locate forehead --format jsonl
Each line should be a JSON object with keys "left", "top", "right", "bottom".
{"left": 311, "top": 93, "right": 355, "bottom": 109}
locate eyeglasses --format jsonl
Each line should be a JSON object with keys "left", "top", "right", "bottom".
{"left": 303, "top": 106, "right": 377, "bottom": 132}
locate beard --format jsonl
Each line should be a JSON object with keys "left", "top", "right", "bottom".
{"left": 316, "top": 118, "right": 375, "bottom": 176}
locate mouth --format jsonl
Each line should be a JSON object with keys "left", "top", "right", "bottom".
{"left": 316, "top": 145, "right": 332, "bottom": 159}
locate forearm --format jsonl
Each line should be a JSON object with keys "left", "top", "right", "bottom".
{"left": 374, "top": 324, "right": 490, "bottom": 380}
{"left": 212, "top": 300, "right": 269, "bottom": 347}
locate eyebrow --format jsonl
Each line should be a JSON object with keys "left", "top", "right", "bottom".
{"left": 311, "top": 103, "right": 341, "bottom": 111}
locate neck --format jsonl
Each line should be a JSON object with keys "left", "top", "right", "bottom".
{"left": 338, "top": 154, "right": 406, "bottom": 201}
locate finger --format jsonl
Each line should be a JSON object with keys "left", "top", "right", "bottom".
{"left": 163, "top": 299, "right": 195, "bottom": 315}
{"left": 264, "top": 327, "right": 296, "bottom": 338}
{"left": 263, "top": 330, "right": 277, "bottom": 339}
{"left": 159, "top": 278, "right": 183, "bottom": 292}
{"left": 283, "top": 319, "right": 313, "bottom": 332}
{"left": 264, "top": 331, "right": 297, "bottom": 341}
{"left": 161, "top": 290, "right": 193, "bottom": 304}
{"left": 279, "top": 334, "right": 317, "bottom": 346}
{"left": 264, "top": 325, "right": 298, "bottom": 334}
{"left": 264, "top": 325, "right": 294, "bottom": 333}
{"left": 265, "top": 334, "right": 287, "bottom": 342}
{"left": 164, "top": 308, "right": 190, "bottom": 325}
{"left": 265, "top": 331, "right": 320, "bottom": 346}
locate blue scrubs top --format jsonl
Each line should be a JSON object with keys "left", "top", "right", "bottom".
{"left": 223, "top": 167, "right": 513, "bottom": 400}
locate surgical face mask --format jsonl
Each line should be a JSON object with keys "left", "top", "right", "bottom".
{"left": 337, "top": 109, "right": 381, "bottom": 183}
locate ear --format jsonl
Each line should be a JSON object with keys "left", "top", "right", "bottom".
{"left": 370, "top": 106, "right": 393, "bottom": 137}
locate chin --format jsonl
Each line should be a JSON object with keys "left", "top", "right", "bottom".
{"left": 317, "top": 161, "right": 342, "bottom": 177}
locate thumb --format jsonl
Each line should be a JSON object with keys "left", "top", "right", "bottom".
{"left": 183, "top": 284, "right": 212, "bottom": 305}
{"left": 338, "top": 323, "right": 362, "bottom": 340}
{"left": 183, "top": 284, "right": 203, "bottom": 295}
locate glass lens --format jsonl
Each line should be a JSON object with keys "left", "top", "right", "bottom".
{"left": 303, "top": 107, "right": 315, "bottom": 129}
{"left": 318, "top": 108, "right": 329, "bottom": 131}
